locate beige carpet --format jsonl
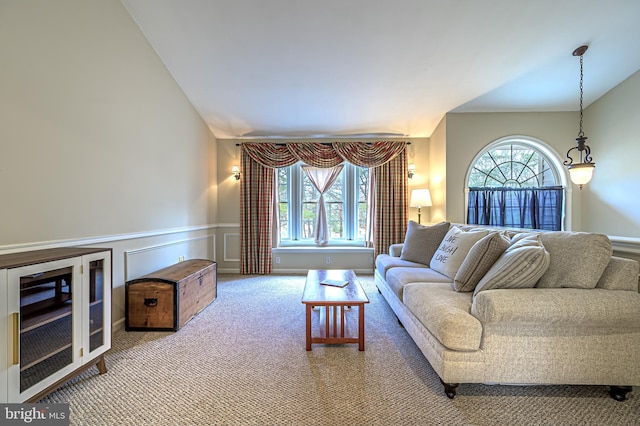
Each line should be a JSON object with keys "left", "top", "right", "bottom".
{"left": 42, "top": 274, "right": 639, "bottom": 425}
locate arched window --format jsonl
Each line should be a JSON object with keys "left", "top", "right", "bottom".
{"left": 466, "top": 136, "right": 566, "bottom": 231}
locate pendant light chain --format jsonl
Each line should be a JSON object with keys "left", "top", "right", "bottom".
{"left": 578, "top": 54, "right": 584, "bottom": 138}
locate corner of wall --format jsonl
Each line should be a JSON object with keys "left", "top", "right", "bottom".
{"left": 428, "top": 116, "right": 447, "bottom": 223}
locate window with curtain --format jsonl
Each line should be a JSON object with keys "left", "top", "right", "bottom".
{"left": 278, "top": 162, "right": 369, "bottom": 245}
{"left": 467, "top": 140, "right": 564, "bottom": 231}
{"left": 240, "top": 141, "right": 406, "bottom": 273}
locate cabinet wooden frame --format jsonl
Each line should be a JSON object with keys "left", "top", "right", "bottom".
{"left": 0, "top": 270, "right": 7, "bottom": 403}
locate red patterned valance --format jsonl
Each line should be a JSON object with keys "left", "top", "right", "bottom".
{"left": 241, "top": 141, "right": 407, "bottom": 169}
{"left": 333, "top": 141, "right": 407, "bottom": 168}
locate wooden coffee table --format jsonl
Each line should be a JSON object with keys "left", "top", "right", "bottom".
{"left": 302, "top": 269, "right": 370, "bottom": 351}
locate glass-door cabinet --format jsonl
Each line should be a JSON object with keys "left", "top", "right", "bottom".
{"left": 1, "top": 248, "right": 111, "bottom": 403}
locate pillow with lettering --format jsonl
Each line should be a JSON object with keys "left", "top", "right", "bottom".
{"left": 430, "top": 227, "right": 489, "bottom": 280}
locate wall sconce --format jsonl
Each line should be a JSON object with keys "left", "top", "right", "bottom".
{"left": 564, "top": 45, "right": 595, "bottom": 189}
{"left": 231, "top": 165, "right": 241, "bottom": 180}
{"left": 408, "top": 164, "right": 416, "bottom": 179}
{"left": 410, "top": 189, "right": 432, "bottom": 224}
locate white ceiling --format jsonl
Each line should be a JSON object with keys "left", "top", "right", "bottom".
{"left": 121, "top": 0, "right": 640, "bottom": 139}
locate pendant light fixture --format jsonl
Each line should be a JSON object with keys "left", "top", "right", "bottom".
{"left": 564, "top": 45, "right": 595, "bottom": 189}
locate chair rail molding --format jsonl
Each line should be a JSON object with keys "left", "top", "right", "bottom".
{"left": 0, "top": 224, "right": 217, "bottom": 255}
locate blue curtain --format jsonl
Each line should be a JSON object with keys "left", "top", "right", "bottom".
{"left": 467, "top": 187, "right": 563, "bottom": 231}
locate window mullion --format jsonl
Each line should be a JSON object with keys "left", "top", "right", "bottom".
{"left": 345, "top": 165, "right": 354, "bottom": 240}
{"left": 291, "top": 164, "right": 301, "bottom": 240}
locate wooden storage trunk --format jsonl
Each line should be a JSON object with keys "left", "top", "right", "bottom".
{"left": 125, "top": 259, "right": 216, "bottom": 331}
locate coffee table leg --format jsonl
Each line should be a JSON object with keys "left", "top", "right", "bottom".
{"left": 306, "top": 304, "right": 312, "bottom": 351}
{"left": 358, "top": 304, "right": 365, "bottom": 351}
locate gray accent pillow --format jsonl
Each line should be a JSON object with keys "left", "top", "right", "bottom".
{"left": 400, "top": 221, "right": 451, "bottom": 265}
{"left": 474, "top": 234, "right": 550, "bottom": 295}
{"left": 453, "top": 232, "right": 511, "bottom": 292}
{"left": 536, "top": 231, "right": 612, "bottom": 289}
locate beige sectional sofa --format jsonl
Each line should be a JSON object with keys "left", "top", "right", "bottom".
{"left": 374, "top": 221, "right": 640, "bottom": 400}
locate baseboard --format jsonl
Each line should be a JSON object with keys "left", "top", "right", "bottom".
{"left": 113, "top": 317, "right": 125, "bottom": 332}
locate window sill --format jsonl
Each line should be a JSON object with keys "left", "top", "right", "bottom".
{"left": 273, "top": 246, "right": 373, "bottom": 254}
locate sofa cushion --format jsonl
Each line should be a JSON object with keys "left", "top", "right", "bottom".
{"left": 430, "top": 227, "right": 489, "bottom": 280}
{"left": 400, "top": 221, "right": 451, "bottom": 265}
{"left": 388, "top": 243, "right": 404, "bottom": 257}
{"left": 472, "top": 288, "right": 640, "bottom": 327}
{"left": 386, "top": 267, "right": 452, "bottom": 299}
{"left": 474, "top": 234, "right": 550, "bottom": 295}
{"left": 403, "top": 283, "right": 482, "bottom": 351}
{"left": 596, "top": 256, "right": 640, "bottom": 291}
{"left": 536, "top": 232, "right": 612, "bottom": 289}
{"left": 375, "top": 254, "right": 425, "bottom": 279}
{"left": 454, "top": 232, "right": 511, "bottom": 292}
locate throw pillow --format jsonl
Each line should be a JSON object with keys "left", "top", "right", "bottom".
{"left": 400, "top": 221, "right": 451, "bottom": 265}
{"left": 473, "top": 234, "right": 550, "bottom": 295}
{"left": 453, "top": 232, "right": 511, "bottom": 292}
{"left": 536, "top": 232, "right": 612, "bottom": 289}
{"left": 430, "top": 227, "right": 489, "bottom": 280}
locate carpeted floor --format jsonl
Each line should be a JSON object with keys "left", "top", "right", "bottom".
{"left": 42, "top": 274, "right": 639, "bottom": 425}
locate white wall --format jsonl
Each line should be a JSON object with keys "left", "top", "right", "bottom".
{"left": 582, "top": 70, "right": 640, "bottom": 238}
{"left": 406, "top": 138, "right": 430, "bottom": 224}
{"left": 0, "top": 0, "right": 215, "bottom": 244}
{"left": 429, "top": 116, "right": 447, "bottom": 224}
{"left": 0, "top": 0, "right": 217, "bottom": 326}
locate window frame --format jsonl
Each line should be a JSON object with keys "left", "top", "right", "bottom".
{"left": 278, "top": 162, "right": 368, "bottom": 247}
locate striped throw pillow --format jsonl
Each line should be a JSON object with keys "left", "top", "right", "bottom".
{"left": 473, "top": 234, "right": 550, "bottom": 295}
{"left": 453, "top": 232, "right": 511, "bottom": 292}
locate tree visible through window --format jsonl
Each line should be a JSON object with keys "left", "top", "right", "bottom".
{"left": 278, "top": 163, "right": 368, "bottom": 245}
{"left": 467, "top": 140, "right": 564, "bottom": 230}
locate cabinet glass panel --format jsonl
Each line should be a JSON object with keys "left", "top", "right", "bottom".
{"left": 19, "top": 267, "right": 73, "bottom": 392}
{"left": 89, "top": 259, "right": 104, "bottom": 352}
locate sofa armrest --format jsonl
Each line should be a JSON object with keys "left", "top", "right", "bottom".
{"left": 471, "top": 288, "right": 640, "bottom": 327}
{"left": 389, "top": 243, "right": 404, "bottom": 257}
{"left": 596, "top": 256, "right": 639, "bottom": 291}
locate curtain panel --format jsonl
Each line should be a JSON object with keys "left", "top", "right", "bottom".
{"left": 467, "top": 187, "right": 563, "bottom": 231}
{"left": 372, "top": 150, "right": 408, "bottom": 257}
{"left": 240, "top": 141, "right": 408, "bottom": 274}
{"left": 240, "top": 151, "right": 276, "bottom": 274}
{"left": 301, "top": 165, "right": 344, "bottom": 246}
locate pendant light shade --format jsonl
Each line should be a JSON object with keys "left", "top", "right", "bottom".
{"left": 568, "top": 162, "right": 595, "bottom": 186}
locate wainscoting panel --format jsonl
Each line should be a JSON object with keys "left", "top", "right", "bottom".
{"left": 223, "top": 233, "right": 241, "bottom": 262}
{"left": 124, "top": 234, "right": 215, "bottom": 281}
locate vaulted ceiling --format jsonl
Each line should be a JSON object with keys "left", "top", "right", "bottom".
{"left": 122, "top": 0, "right": 640, "bottom": 139}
